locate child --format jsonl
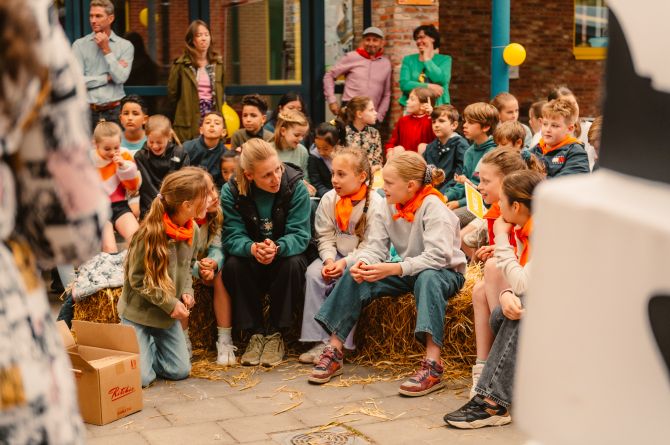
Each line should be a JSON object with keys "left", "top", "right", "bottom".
{"left": 529, "top": 99, "right": 590, "bottom": 177}
{"left": 221, "top": 139, "right": 311, "bottom": 367}
{"left": 423, "top": 104, "right": 469, "bottom": 194}
{"left": 183, "top": 111, "right": 227, "bottom": 187}
{"left": 528, "top": 100, "right": 546, "bottom": 148}
{"left": 338, "top": 96, "right": 383, "bottom": 171}
{"left": 92, "top": 121, "right": 141, "bottom": 253}
{"left": 118, "top": 168, "right": 209, "bottom": 387}
{"left": 443, "top": 102, "right": 499, "bottom": 227}
{"left": 444, "top": 170, "right": 544, "bottom": 429}
{"left": 385, "top": 87, "right": 435, "bottom": 158}
{"left": 310, "top": 152, "right": 467, "bottom": 397}
{"left": 220, "top": 149, "right": 239, "bottom": 184}
{"left": 135, "top": 115, "right": 190, "bottom": 218}
{"left": 192, "top": 172, "right": 237, "bottom": 365}
{"left": 231, "top": 94, "right": 274, "bottom": 149}
{"left": 468, "top": 149, "right": 544, "bottom": 397}
{"left": 490, "top": 92, "right": 532, "bottom": 148}
{"left": 588, "top": 115, "right": 603, "bottom": 170}
{"left": 120, "top": 95, "right": 148, "bottom": 155}
{"left": 272, "top": 109, "right": 316, "bottom": 196}
{"left": 493, "top": 121, "right": 526, "bottom": 151}
{"left": 264, "top": 91, "right": 307, "bottom": 135}
{"left": 299, "top": 147, "right": 384, "bottom": 364}
{"left": 308, "top": 122, "right": 340, "bottom": 198}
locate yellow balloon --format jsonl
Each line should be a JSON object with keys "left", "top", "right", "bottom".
{"left": 221, "top": 102, "right": 240, "bottom": 136}
{"left": 139, "top": 8, "right": 159, "bottom": 27}
{"left": 503, "top": 43, "right": 526, "bottom": 66}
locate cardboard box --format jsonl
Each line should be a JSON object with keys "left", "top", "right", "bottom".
{"left": 58, "top": 320, "right": 143, "bottom": 425}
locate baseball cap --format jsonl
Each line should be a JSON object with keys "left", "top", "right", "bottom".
{"left": 362, "top": 26, "right": 384, "bottom": 39}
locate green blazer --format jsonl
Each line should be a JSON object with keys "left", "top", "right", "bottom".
{"left": 399, "top": 53, "right": 452, "bottom": 106}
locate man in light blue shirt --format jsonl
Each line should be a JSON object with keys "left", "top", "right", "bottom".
{"left": 72, "top": 0, "right": 133, "bottom": 129}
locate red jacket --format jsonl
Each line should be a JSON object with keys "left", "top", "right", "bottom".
{"left": 385, "top": 114, "right": 435, "bottom": 153}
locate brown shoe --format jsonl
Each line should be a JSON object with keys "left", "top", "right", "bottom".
{"left": 308, "top": 345, "right": 343, "bottom": 384}
{"left": 398, "top": 359, "right": 446, "bottom": 397}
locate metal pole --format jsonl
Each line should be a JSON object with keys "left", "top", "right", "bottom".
{"left": 491, "top": 0, "right": 510, "bottom": 98}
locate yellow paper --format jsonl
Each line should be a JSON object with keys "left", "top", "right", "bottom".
{"left": 465, "top": 182, "right": 485, "bottom": 219}
{"left": 372, "top": 169, "right": 384, "bottom": 190}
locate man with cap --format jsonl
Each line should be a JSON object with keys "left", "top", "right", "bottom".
{"left": 323, "top": 26, "right": 392, "bottom": 122}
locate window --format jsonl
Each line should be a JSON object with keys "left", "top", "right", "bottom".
{"left": 574, "top": 0, "right": 608, "bottom": 60}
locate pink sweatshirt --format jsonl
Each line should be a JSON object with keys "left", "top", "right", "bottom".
{"left": 323, "top": 50, "right": 392, "bottom": 122}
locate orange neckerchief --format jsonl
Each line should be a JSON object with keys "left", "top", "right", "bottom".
{"left": 538, "top": 136, "right": 579, "bottom": 155}
{"left": 393, "top": 185, "right": 446, "bottom": 223}
{"left": 514, "top": 217, "right": 533, "bottom": 266}
{"left": 163, "top": 213, "right": 195, "bottom": 245}
{"left": 335, "top": 185, "right": 368, "bottom": 232}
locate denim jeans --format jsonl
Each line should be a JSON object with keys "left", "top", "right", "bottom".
{"left": 300, "top": 257, "right": 356, "bottom": 349}
{"left": 121, "top": 318, "right": 191, "bottom": 387}
{"left": 315, "top": 267, "right": 464, "bottom": 348}
{"left": 474, "top": 305, "right": 520, "bottom": 408}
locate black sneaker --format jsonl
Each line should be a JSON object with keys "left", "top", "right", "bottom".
{"left": 443, "top": 395, "right": 512, "bottom": 429}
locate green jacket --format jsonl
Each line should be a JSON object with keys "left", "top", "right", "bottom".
{"left": 118, "top": 229, "right": 200, "bottom": 329}
{"left": 399, "top": 53, "right": 452, "bottom": 106}
{"left": 445, "top": 137, "right": 496, "bottom": 207}
{"left": 167, "top": 54, "right": 225, "bottom": 143}
{"left": 192, "top": 220, "right": 225, "bottom": 278}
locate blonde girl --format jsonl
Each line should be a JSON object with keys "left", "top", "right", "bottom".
{"left": 309, "top": 152, "right": 466, "bottom": 397}
{"left": 338, "top": 96, "right": 383, "bottom": 170}
{"left": 490, "top": 92, "right": 532, "bottom": 148}
{"left": 299, "top": 147, "right": 384, "bottom": 364}
{"left": 134, "top": 114, "right": 190, "bottom": 218}
{"left": 272, "top": 109, "right": 311, "bottom": 175}
{"left": 118, "top": 168, "right": 208, "bottom": 387}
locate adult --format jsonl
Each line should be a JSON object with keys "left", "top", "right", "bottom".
{"left": 168, "top": 20, "right": 225, "bottom": 143}
{"left": 399, "top": 24, "right": 451, "bottom": 107}
{"left": 72, "top": 0, "right": 134, "bottom": 129}
{"left": 0, "top": 0, "right": 108, "bottom": 442}
{"left": 221, "top": 139, "right": 311, "bottom": 368}
{"left": 323, "top": 26, "right": 392, "bottom": 123}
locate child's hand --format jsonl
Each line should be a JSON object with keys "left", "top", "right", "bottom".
{"left": 420, "top": 97, "right": 433, "bottom": 116}
{"left": 321, "top": 259, "right": 335, "bottom": 281}
{"left": 181, "top": 293, "right": 195, "bottom": 310}
{"left": 447, "top": 201, "right": 460, "bottom": 210}
{"left": 304, "top": 180, "right": 317, "bottom": 197}
{"left": 349, "top": 261, "right": 367, "bottom": 284}
{"left": 454, "top": 174, "right": 471, "bottom": 185}
{"left": 475, "top": 245, "right": 495, "bottom": 262}
{"left": 323, "top": 259, "right": 346, "bottom": 280}
{"left": 500, "top": 290, "right": 524, "bottom": 320}
{"left": 493, "top": 217, "right": 512, "bottom": 236}
{"left": 357, "top": 262, "right": 401, "bottom": 282}
{"left": 113, "top": 153, "right": 124, "bottom": 167}
{"left": 417, "top": 143, "right": 428, "bottom": 155}
{"left": 199, "top": 268, "right": 215, "bottom": 281}
{"left": 199, "top": 258, "right": 217, "bottom": 272}
{"left": 170, "top": 301, "right": 190, "bottom": 320}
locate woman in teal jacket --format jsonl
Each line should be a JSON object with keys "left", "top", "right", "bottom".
{"left": 399, "top": 25, "right": 452, "bottom": 107}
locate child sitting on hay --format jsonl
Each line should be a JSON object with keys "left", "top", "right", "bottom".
{"left": 118, "top": 167, "right": 208, "bottom": 387}
{"left": 445, "top": 170, "right": 543, "bottom": 429}
{"left": 309, "top": 152, "right": 467, "bottom": 397}
{"left": 299, "top": 147, "right": 384, "bottom": 364}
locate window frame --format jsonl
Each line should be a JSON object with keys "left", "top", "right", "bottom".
{"left": 573, "top": 0, "right": 608, "bottom": 61}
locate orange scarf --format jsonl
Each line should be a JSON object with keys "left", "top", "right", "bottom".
{"left": 538, "top": 136, "right": 579, "bottom": 155}
{"left": 514, "top": 217, "right": 533, "bottom": 266}
{"left": 335, "top": 185, "right": 368, "bottom": 232}
{"left": 393, "top": 185, "right": 446, "bottom": 222}
{"left": 163, "top": 213, "right": 194, "bottom": 245}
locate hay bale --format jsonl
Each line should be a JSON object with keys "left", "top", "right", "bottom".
{"left": 73, "top": 288, "right": 121, "bottom": 324}
{"left": 189, "top": 279, "right": 217, "bottom": 351}
{"left": 351, "top": 263, "right": 482, "bottom": 379}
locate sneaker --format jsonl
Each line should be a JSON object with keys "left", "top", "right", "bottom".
{"left": 299, "top": 343, "right": 327, "bottom": 365}
{"left": 398, "top": 359, "right": 445, "bottom": 397}
{"left": 260, "top": 333, "right": 285, "bottom": 367}
{"left": 216, "top": 341, "right": 238, "bottom": 366}
{"left": 241, "top": 334, "right": 265, "bottom": 366}
{"left": 444, "top": 395, "right": 512, "bottom": 429}
{"left": 184, "top": 334, "right": 193, "bottom": 359}
{"left": 308, "top": 345, "right": 344, "bottom": 384}
{"left": 470, "top": 363, "right": 485, "bottom": 399}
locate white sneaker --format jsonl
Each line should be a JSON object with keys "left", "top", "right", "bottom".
{"left": 185, "top": 334, "right": 193, "bottom": 360}
{"left": 469, "top": 363, "right": 485, "bottom": 399}
{"left": 216, "top": 341, "right": 238, "bottom": 366}
{"left": 299, "top": 343, "right": 327, "bottom": 365}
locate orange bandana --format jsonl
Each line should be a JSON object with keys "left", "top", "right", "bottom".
{"left": 514, "top": 217, "right": 533, "bottom": 266}
{"left": 538, "top": 136, "right": 579, "bottom": 155}
{"left": 163, "top": 213, "right": 194, "bottom": 245}
{"left": 393, "top": 185, "right": 446, "bottom": 222}
{"left": 335, "top": 185, "right": 368, "bottom": 232}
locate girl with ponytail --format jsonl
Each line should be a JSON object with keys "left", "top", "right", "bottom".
{"left": 118, "top": 167, "right": 209, "bottom": 387}
{"left": 309, "top": 151, "right": 467, "bottom": 398}
{"left": 337, "top": 96, "right": 383, "bottom": 171}
{"left": 298, "top": 147, "right": 384, "bottom": 364}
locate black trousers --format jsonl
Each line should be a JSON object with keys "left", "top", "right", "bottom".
{"left": 223, "top": 254, "right": 308, "bottom": 334}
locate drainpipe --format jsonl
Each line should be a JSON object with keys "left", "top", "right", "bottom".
{"left": 491, "top": 0, "right": 510, "bottom": 98}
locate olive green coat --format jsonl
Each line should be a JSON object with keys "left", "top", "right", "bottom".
{"left": 167, "top": 54, "right": 225, "bottom": 142}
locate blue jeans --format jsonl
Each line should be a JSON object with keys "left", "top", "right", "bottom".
{"left": 474, "top": 305, "right": 520, "bottom": 408}
{"left": 315, "top": 267, "right": 464, "bottom": 348}
{"left": 121, "top": 318, "right": 191, "bottom": 387}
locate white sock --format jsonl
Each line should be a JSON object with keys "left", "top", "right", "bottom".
{"left": 217, "top": 326, "right": 232, "bottom": 345}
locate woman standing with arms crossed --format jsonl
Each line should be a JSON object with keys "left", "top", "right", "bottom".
{"left": 168, "top": 20, "right": 225, "bottom": 142}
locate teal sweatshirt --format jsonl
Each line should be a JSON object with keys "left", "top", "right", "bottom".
{"left": 445, "top": 137, "right": 497, "bottom": 207}
{"left": 399, "top": 53, "right": 452, "bottom": 106}
{"left": 220, "top": 180, "right": 311, "bottom": 258}
{"left": 192, "top": 219, "right": 225, "bottom": 278}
